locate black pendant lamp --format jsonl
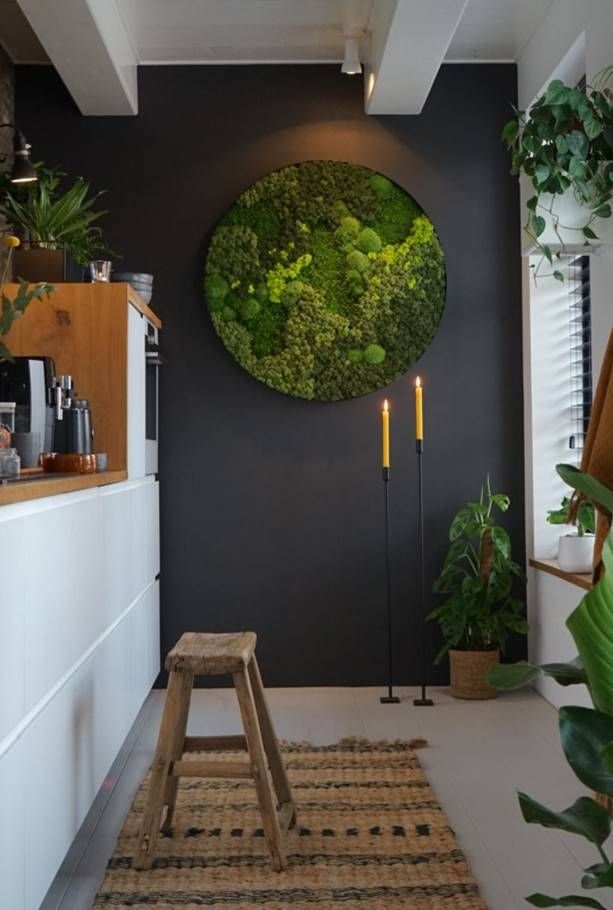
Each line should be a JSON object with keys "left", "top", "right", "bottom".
{"left": 0, "top": 124, "right": 38, "bottom": 184}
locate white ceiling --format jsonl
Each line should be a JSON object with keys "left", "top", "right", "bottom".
{"left": 119, "top": 0, "right": 373, "bottom": 64}
{"left": 1, "top": 0, "right": 555, "bottom": 66}
{"left": 446, "top": 0, "right": 555, "bottom": 61}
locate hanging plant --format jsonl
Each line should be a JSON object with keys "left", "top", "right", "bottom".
{"left": 502, "top": 73, "right": 613, "bottom": 280}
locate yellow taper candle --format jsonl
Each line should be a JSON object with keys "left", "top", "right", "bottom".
{"left": 415, "top": 377, "right": 423, "bottom": 440}
{"left": 381, "top": 399, "right": 390, "bottom": 468}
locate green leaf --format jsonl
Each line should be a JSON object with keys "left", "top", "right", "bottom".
{"left": 583, "top": 226, "right": 599, "bottom": 240}
{"left": 593, "top": 203, "right": 612, "bottom": 219}
{"left": 0, "top": 339, "right": 14, "bottom": 362}
{"left": 601, "top": 741, "right": 613, "bottom": 775}
{"left": 553, "top": 270, "right": 565, "bottom": 282}
{"left": 488, "top": 661, "right": 538, "bottom": 689}
{"left": 502, "top": 119, "right": 519, "bottom": 144}
{"left": 568, "top": 130, "right": 590, "bottom": 158}
{"left": 533, "top": 215, "right": 546, "bottom": 237}
{"left": 527, "top": 895, "right": 605, "bottom": 908}
{"left": 569, "top": 156, "right": 588, "bottom": 178}
{"left": 541, "top": 661, "right": 588, "bottom": 686}
{"left": 489, "top": 659, "right": 587, "bottom": 691}
{"left": 543, "top": 244, "right": 553, "bottom": 264}
{"left": 585, "top": 118, "right": 604, "bottom": 140}
{"left": 492, "top": 493, "right": 510, "bottom": 512}
{"left": 559, "top": 707, "right": 613, "bottom": 795}
{"left": 582, "top": 861, "right": 613, "bottom": 889}
{"left": 566, "top": 536, "right": 613, "bottom": 714}
{"left": 526, "top": 195, "right": 538, "bottom": 212}
{"left": 519, "top": 792, "right": 611, "bottom": 845}
{"left": 556, "top": 465, "right": 613, "bottom": 513}
{"left": 535, "top": 164, "right": 551, "bottom": 186}
{"left": 545, "top": 80, "right": 569, "bottom": 105}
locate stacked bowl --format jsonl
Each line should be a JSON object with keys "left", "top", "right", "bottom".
{"left": 111, "top": 271, "right": 154, "bottom": 304}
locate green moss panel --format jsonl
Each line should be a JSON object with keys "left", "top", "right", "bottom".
{"left": 204, "top": 161, "right": 446, "bottom": 401}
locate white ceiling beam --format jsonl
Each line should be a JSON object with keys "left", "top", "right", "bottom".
{"left": 16, "top": 0, "right": 138, "bottom": 115}
{"left": 365, "top": 0, "right": 469, "bottom": 115}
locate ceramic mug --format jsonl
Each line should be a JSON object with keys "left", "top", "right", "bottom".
{"left": 12, "top": 431, "right": 41, "bottom": 469}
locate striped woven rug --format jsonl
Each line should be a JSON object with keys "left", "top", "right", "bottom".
{"left": 92, "top": 738, "right": 486, "bottom": 908}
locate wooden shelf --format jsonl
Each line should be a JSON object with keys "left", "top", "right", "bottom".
{"left": 0, "top": 470, "right": 127, "bottom": 506}
{"left": 529, "top": 557, "right": 592, "bottom": 591}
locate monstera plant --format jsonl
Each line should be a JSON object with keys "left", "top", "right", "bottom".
{"left": 490, "top": 464, "right": 613, "bottom": 908}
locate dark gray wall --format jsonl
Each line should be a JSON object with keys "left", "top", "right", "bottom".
{"left": 15, "top": 63, "right": 524, "bottom": 686}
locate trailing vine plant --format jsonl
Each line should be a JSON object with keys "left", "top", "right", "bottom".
{"left": 503, "top": 72, "right": 613, "bottom": 281}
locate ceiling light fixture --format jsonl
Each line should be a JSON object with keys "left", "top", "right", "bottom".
{"left": 0, "top": 124, "right": 38, "bottom": 183}
{"left": 341, "top": 32, "right": 362, "bottom": 75}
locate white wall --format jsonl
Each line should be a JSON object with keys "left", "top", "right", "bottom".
{"left": 518, "top": 0, "right": 613, "bottom": 379}
{"left": 527, "top": 568, "right": 591, "bottom": 709}
{"left": 518, "top": 0, "right": 613, "bottom": 707}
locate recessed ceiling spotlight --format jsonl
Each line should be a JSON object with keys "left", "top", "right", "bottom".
{"left": 342, "top": 32, "right": 362, "bottom": 75}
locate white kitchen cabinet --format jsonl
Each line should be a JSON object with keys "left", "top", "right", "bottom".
{"left": 0, "top": 478, "right": 160, "bottom": 910}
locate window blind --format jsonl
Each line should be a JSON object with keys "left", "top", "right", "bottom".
{"left": 568, "top": 254, "right": 592, "bottom": 461}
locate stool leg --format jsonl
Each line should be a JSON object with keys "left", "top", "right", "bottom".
{"left": 133, "top": 670, "right": 193, "bottom": 870}
{"left": 248, "top": 656, "right": 296, "bottom": 828}
{"left": 234, "top": 666, "right": 286, "bottom": 872}
{"left": 161, "top": 670, "right": 193, "bottom": 834}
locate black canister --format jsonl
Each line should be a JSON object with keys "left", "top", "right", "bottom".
{"left": 55, "top": 400, "right": 94, "bottom": 454}
{"left": 71, "top": 400, "right": 93, "bottom": 454}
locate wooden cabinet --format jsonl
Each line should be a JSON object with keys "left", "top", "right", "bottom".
{"left": 2, "top": 283, "right": 161, "bottom": 473}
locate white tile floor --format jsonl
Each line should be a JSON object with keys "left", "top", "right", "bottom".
{"left": 41, "top": 686, "right": 612, "bottom": 910}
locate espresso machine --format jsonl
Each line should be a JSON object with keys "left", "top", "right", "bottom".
{"left": 0, "top": 356, "right": 56, "bottom": 456}
{"left": 0, "top": 358, "right": 94, "bottom": 458}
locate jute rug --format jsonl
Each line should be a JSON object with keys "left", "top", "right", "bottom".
{"left": 92, "top": 738, "right": 487, "bottom": 908}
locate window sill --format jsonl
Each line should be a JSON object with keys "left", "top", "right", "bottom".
{"left": 529, "top": 558, "right": 592, "bottom": 591}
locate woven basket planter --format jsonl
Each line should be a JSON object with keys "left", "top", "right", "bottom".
{"left": 449, "top": 649, "right": 500, "bottom": 700}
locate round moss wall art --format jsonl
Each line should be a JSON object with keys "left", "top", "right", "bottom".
{"left": 204, "top": 161, "right": 446, "bottom": 401}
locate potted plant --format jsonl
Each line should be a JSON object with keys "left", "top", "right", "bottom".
{"left": 0, "top": 235, "right": 53, "bottom": 361}
{"left": 547, "top": 494, "right": 596, "bottom": 573}
{"left": 502, "top": 72, "right": 613, "bottom": 279}
{"left": 428, "top": 478, "right": 527, "bottom": 699}
{"left": 0, "top": 164, "right": 109, "bottom": 281}
{"left": 490, "top": 466, "right": 613, "bottom": 907}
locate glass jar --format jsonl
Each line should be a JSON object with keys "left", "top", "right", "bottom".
{"left": 0, "top": 402, "right": 16, "bottom": 434}
{"left": 0, "top": 447, "right": 20, "bottom": 479}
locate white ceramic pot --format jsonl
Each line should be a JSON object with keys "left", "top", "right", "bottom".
{"left": 558, "top": 534, "right": 595, "bottom": 574}
{"left": 520, "top": 176, "right": 613, "bottom": 254}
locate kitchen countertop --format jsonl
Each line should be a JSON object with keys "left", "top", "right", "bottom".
{"left": 0, "top": 470, "right": 128, "bottom": 507}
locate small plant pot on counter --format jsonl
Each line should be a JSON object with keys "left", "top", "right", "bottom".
{"left": 557, "top": 533, "right": 595, "bottom": 574}
{"left": 449, "top": 649, "right": 500, "bottom": 700}
{"left": 12, "top": 245, "right": 84, "bottom": 283}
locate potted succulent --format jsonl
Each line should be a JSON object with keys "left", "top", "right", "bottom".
{"left": 502, "top": 71, "right": 613, "bottom": 279}
{"left": 547, "top": 494, "right": 595, "bottom": 573}
{"left": 490, "top": 466, "right": 613, "bottom": 908}
{"left": 0, "top": 164, "right": 109, "bottom": 281}
{"left": 428, "top": 478, "right": 527, "bottom": 699}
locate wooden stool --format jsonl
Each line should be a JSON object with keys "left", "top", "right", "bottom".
{"left": 134, "top": 632, "right": 296, "bottom": 872}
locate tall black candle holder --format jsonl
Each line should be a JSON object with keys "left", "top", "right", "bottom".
{"left": 414, "top": 439, "right": 434, "bottom": 707}
{"left": 380, "top": 465, "right": 399, "bottom": 704}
